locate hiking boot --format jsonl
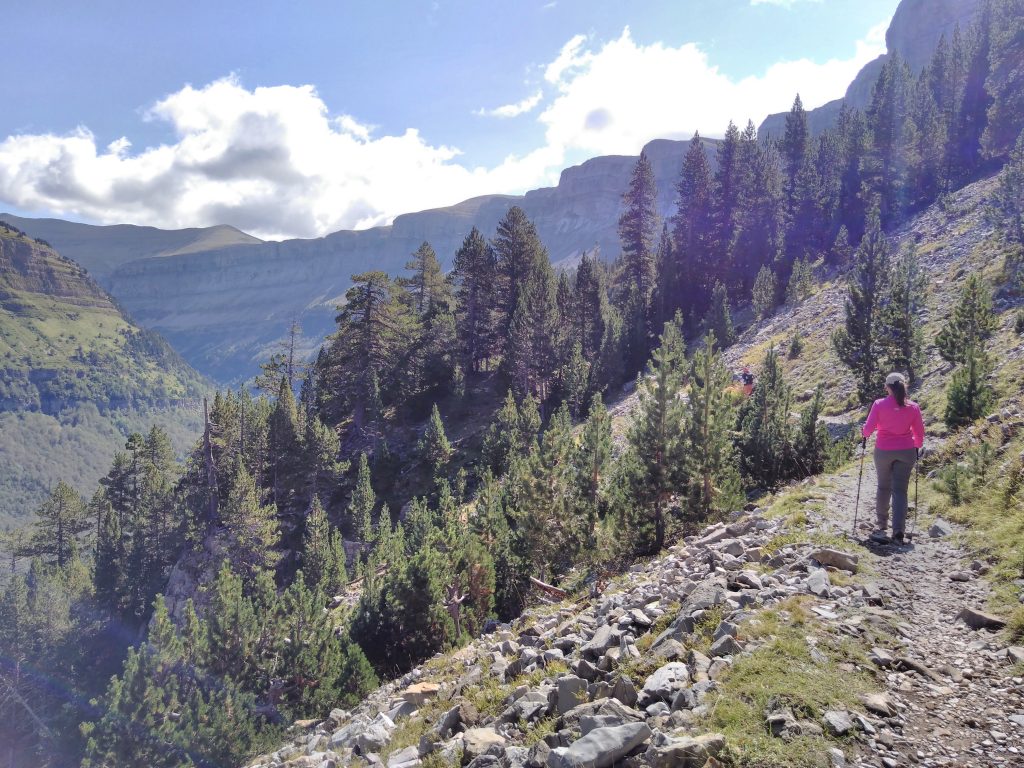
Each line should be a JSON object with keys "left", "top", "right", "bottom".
{"left": 869, "top": 529, "right": 891, "bottom": 544}
{"left": 892, "top": 532, "right": 905, "bottom": 545}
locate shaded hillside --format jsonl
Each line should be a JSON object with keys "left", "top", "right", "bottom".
{"left": 0, "top": 213, "right": 262, "bottom": 282}
{"left": 0, "top": 223, "right": 206, "bottom": 412}
{"left": 6, "top": 139, "right": 717, "bottom": 383}
{"left": 0, "top": 221, "right": 208, "bottom": 522}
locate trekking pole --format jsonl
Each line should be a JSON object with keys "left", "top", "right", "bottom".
{"left": 852, "top": 437, "right": 866, "bottom": 537}
{"left": 909, "top": 448, "right": 920, "bottom": 541}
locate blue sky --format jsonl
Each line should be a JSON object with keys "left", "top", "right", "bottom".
{"left": 0, "top": 0, "right": 899, "bottom": 238}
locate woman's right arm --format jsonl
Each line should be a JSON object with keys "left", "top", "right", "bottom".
{"left": 862, "top": 401, "right": 879, "bottom": 439}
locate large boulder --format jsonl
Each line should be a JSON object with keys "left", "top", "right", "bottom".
{"left": 546, "top": 723, "right": 652, "bottom": 768}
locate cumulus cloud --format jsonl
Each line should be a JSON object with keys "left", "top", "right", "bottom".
{"left": 537, "top": 23, "right": 887, "bottom": 157}
{"left": 0, "top": 22, "right": 887, "bottom": 240}
{"left": 0, "top": 76, "right": 551, "bottom": 239}
{"left": 475, "top": 91, "right": 544, "bottom": 118}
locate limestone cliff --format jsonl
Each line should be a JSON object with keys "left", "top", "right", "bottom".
{"left": 758, "top": 0, "right": 984, "bottom": 140}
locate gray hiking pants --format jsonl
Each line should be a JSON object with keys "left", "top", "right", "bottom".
{"left": 874, "top": 447, "right": 917, "bottom": 535}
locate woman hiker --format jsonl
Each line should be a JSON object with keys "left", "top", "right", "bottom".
{"left": 861, "top": 372, "right": 925, "bottom": 545}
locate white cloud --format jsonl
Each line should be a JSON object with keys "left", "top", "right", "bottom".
{"left": 0, "top": 23, "right": 887, "bottom": 240}
{"left": 475, "top": 91, "right": 544, "bottom": 118}
{"left": 536, "top": 23, "right": 887, "bottom": 157}
{"left": 0, "top": 75, "right": 553, "bottom": 240}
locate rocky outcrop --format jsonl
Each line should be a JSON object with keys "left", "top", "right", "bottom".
{"left": 758, "top": 0, "right": 984, "bottom": 140}
{"left": 8, "top": 139, "right": 716, "bottom": 383}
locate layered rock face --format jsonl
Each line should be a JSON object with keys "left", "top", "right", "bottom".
{"left": 0, "top": 214, "right": 262, "bottom": 283}
{"left": 758, "top": 0, "right": 984, "bottom": 140}
{"left": 9, "top": 139, "right": 715, "bottom": 383}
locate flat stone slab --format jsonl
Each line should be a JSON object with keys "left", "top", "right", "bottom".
{"left": 811, "top": 548, "right": 860, "bottom": 573}
{"left": 547, "top": 722, "right": 652, "bottom": 768}
{"left": 957, "top": 607, "right": 1006, "bottom": 631}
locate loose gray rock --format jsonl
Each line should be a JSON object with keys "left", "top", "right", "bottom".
{"left": 644, "top": 732, "right": 726, "bottom": 768}
{"left": 462, "top": 728, "right": 507, "bottom": 762}
{"left": 823, "top": 710, "right": 854, "bottom": 736}
{"left": 610, "top": 675, "right": 638, "bottom": 708}
{"left": 639, "top": 662, "right": 689, "bottom": 705}
{"left": 810, "top": 548, "right": 860, "bottom": 573}
{"left": 708, "top": 634, "right": 741, "bottom": 657}
{"left": 929, "top": 519, "right": 954, "bottom": 538}
{"left": 806, "top": 569, "right": 831, "bottom": 597}
{"left": 546, "top": 722, "right": 652, "bottom": 768}
{"left": 957, "top": 607, "right": 1006, "bottom": 630}
{"left": 557, "top": 676, "right": 588, "bottom": 715}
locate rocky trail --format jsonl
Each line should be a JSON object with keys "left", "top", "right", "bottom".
{"left": 245, "top": 439, "right": 1024, "bottom": 768}
{"left": 809, "top": 452, "right": 1024, "bottom": 767}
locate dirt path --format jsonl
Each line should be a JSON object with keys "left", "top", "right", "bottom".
{"left": 814, "top": 456, "right": 1024, "bottom": 767}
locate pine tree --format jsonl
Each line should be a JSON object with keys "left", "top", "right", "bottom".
{"left": 782, "top": 94, "right": 810, "bottom": 209}
{"left": 27, "top": 481, "right": 88, "bottom": 568}
{"left": 399, "top": 241, "right": 450, "bottom": 316}
{"left": 952, "top": 5, "right": 993, "bottom": 182}
{"left": 492, "top": 206, "right": 549, "bottom": 340}
{"left": 575, "top": 394, "right": 612, "bottom": 542}
{"left": 303, "top": 414, "right": 345, "bottom": 502}
{"left": 268, "top": 377, "right": 303, "bottom": 511}
{"left": 620, "top": 319, "right": 688, "bottom": 554}
{"left": 323, "top": 271, "right": 415, "bottom": 431}
{"left": 351, "top": 542, "right": 456, "bottom": 676}
{"left": 833, "top": 209, "right": 891, "bottom": 403}
{"left": 685, "top": 332, "right": 741, "bottom": 517}
{"left": 945, "top": 346, "right": 995, "bottom": 427}
{"left": 989, "top": 128, "right": 1024, "bottom": 247}
{"left": 221, "top": 464, "right": 279, "bottom": 585}
{"left": 671, "top": 133, "right": 716, "bottom": 319}
{"left": 734, "top": 137, "right": 785, "bottom": 295}
{"left": 882, "top": 244, "right": 927, "bottom": 384}
{"left": 714, "top": 121, "right": 743, "bottom": 271}
{"left": 559, "top": 341, "right": 590, "bottom": 417}
{"left": 481, "top": 391, "right": 540, "bottom": 476}
{"left": 752, "top": 265, "right": 777, "bottom": 320}
{"left": 865, "top": 53, "right": 915, "bottom": 225}
{"left": 936, "top": 274, "right": 998, "bottom": 364}
{"left": 835, "top": 104, "right": 870, "bottom": 241}
{"left": 794, "top": 385, "right": 832, "bottom": 477}
{"left": 255, "top": 319, "right": 308, "bottom": 395}
{"left": 737, "top": 346, "right": 796, "bottom": 489}
{"left": 617, "top": 150, "right": 659, "bottom": 308}
{"left": 452, "top": 227, "right": 497, "bottom": 373}
{"left": 982, "top": 0, "right": 1024, "bottom": 158}
{"left": 303, "top": 497, "right": 347, "bottom": 596}
{"left": 786, "top": 258, "right": 815, "bottom": 305}
{"left": 510, "top": 404, "right": 579, "bottom": 579}
{"left": 704, "top": 280, "right": 736, "bottom": 347}
{"left": 573, "top": 253, "right": 608, "bottom": 361}
{"left": 419, "top": 404, "right": 453, "bottom": 481}
{"left": 348, "top": 453, "right": 376, "bottom": 542}
{"left": 831, "top": 225, "right": 854, "bottom": 266}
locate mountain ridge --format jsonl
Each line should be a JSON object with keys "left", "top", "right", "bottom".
{"left": 5, "top": 139, "right": 717, "bottom": 383}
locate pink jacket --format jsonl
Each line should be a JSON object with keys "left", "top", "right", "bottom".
{"left": 862, "top": 396, "right": 925, "bottom": 451}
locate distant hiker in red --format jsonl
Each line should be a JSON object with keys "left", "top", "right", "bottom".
{"left": 861, "top": 372, "right": 925, "bottom": 545}
{"left": 740, "top": 366, "right": 755, "bottom": 397}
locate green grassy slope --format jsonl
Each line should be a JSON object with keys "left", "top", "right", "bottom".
{"left": 0, "top": 222, "right": 208, "bottom": 525}
{"left": 0, "top": 222, "right": 207, "bottom": 412}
